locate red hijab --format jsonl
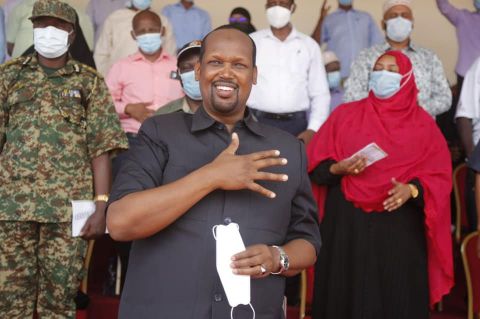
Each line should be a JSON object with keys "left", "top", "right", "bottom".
{"left": 307, "top": 51, "right": 453, "bottom": 306}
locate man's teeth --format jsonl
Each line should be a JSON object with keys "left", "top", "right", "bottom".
{"left": 217, "top": 86, "right": 234, "bottom": 91}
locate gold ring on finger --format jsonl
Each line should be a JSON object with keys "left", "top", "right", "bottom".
{"left": 396, "top": 198, "right": 402, "bottom": 204}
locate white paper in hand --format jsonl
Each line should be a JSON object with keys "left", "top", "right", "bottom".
{"left": 347, "top": 143, "right": 388, "bottom": 167}
{"left": 71, "top": 200, "right": 107, "bottom": 237}
{"left": 213, "top": 223, "right": 250, "bottom": 308}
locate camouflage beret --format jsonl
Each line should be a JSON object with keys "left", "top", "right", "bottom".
{"left": 29, "top": 0, "right": 76, "bottom": 25}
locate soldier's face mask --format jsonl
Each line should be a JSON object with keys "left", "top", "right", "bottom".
{"left": 33, "top": 26, "right": 72, "bottom": 59}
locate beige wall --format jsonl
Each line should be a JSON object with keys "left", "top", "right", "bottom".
{"left": 3, "top": 0, "right": 476, "bottom": 84}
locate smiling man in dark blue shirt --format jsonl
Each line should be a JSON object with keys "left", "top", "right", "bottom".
{"left": 107, "top": 25, "right": 321, "bottom": 319}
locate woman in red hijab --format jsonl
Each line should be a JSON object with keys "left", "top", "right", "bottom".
{"left": 307, "top": 51, "right": 453, "bottom": 319}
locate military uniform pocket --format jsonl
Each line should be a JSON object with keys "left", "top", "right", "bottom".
{"left": 58, "top": 97, "right": 87, "bottom": 130}
{"left": 5, "top": 86, "right": 36, "bottom": 128}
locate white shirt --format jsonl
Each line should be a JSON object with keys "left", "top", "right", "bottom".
{"left": 456, "top": 56, "right": 480, "bottom": 145}
{"left": 248, "top": 28, "right": 331, "bottom": 131}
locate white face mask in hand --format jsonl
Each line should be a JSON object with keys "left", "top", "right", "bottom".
{"left": 213, "top": 223, "right": 255, "bottom": 319}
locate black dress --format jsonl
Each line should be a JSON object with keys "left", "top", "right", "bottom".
{"left": 310, "top": 160, "right": 429, "bottom": 319}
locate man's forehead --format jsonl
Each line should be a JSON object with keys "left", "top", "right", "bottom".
{"left": 267, "top": 0, "right": 292, "bottom": 5}
{"left": 204, "top": 29, "right": 251, "bottom": 52}
{"left": 385, "top": 5, "right": 412, "bottom": 15}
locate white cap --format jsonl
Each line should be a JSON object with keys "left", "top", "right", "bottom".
{"left": 382, "top": 0, "right": 412, "bottom": 15}
{"left": 323, "top": 51, "right": 339, "bottom": 66}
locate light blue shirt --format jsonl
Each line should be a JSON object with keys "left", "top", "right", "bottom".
{"left": 322, "top": 8, "right": 383, "bottom": 78}
{"left": 162, "top": 2, "right": 211, "bottom": 50}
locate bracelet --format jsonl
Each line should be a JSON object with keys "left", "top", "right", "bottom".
{"left": 408, "top": 184, "right": 419, "bottom": 199}
{"left": 270, "top": 245, "right": 289, "bottom": 275}
{"left": 93, "top": 194, "right": 109, "bottom": 203}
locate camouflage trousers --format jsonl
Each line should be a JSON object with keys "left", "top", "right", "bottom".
{"left": 0, "top": 221, "right": 87, "bottom": 319}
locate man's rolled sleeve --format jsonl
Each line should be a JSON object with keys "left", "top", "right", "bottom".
{"left": 86, "top": 76, "right": 128, "bottom": 159}
{"left": 285, "top": 142, "right": 322, "bottom": 255}
{"left": 109, "top": 119, "right": 168, "bottom": 203}
{"left": 307, "top": 43, "right": 331, "bottom": 131}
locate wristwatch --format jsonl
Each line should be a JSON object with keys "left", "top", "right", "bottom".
{"left": 408, "top": 184, "right": 419, "bottom": 199}
{"left": 271, "top": 245, "right": 289, "bottom": 275}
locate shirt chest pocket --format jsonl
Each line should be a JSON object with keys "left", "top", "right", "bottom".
{"left": 6, "top": 87, "right": 36, "bottom": 129}
{"left": 56, "top": 90, "right": 87, "bottom": 130}
{"left": 287, "top": 48, "right": 310, "bottom": 80}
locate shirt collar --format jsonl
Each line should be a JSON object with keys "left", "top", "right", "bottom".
{"left": 25, "top": 53, "right": 81, "bottom": 75}
{"left": 130, "top": 50, "right": 172, "bottom": 62}
{"left": 191, "top": 106, "right": 265, "bottom": 137}
{"left": 381, "top": 41, "right": 417, "bottom": 53}
{"left": 338, "top": 7, "right": 357, "bottom": 13}
{"left": 265, "top": 26, "right": 301, "bottom": 42}
{"left": 175, "top": 2, "right": 195, "bottom": 10}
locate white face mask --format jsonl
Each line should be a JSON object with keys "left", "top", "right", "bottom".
{"left": 266, "top": 6, "right": 292, "bottom": 29}
{"left": 213, "top": 223, "right": 255, "bottom": 319}
{"left": 34, "top": 26, "right": 71, "bottom": 59}
{"left": 386, "top": 17, "right": 412, "bottom": 42}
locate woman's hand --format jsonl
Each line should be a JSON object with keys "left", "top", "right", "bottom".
{"left": 383, "top": 178, "right": 412, "bottom": 212}
{"left": 329, "top": 156, "right": 367, "bottom": 176}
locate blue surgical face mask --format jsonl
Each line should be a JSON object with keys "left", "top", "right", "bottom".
{"left": 180, "top": 70, "right": 202, "bottom": 101}
{"left": 339, "top": 0, "right": 353, "bottom": 6}
{"left": 386, "top": 17, "right": 413, "bottom": 42}
{"left": 132, "top": 0, "right": 151, "bottom": 10}
{"left": 369, "top": 70, "right": 411, "bottom": 99}
{"left": 136, "top": 33, "right": 162, "bottom": 54}
{"left": 327, "top": 71, "right": 342, "bottom": 89}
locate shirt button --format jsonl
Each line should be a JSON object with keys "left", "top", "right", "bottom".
{"left": 223, "top": 217, "right": 232, "bottom": 225}
{"left": 214, "top": 294, "right": 222, "bottom": 302}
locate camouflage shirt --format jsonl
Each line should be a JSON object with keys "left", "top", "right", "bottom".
{"left": 0, "top": 54, "right": 128, "bottom": 223}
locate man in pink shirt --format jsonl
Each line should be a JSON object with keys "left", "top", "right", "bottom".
{"left": 106, "top": 9, "right": 183, "bottom": 137}
{"left": 105, "top": 10, "right": 183, "bottom": 287}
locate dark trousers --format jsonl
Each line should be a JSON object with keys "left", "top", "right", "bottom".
{"left": 251, "top": 109, "right": 308, "bottom": 136}
{"left": 466, "top": 168, "right": 478, "bottom": 232}
{"left": 111, "top": 133, "right": 141, "bottom": 293}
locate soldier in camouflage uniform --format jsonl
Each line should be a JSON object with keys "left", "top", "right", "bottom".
{"left": 0, "top": 0, "right": 128, "bottom": 318}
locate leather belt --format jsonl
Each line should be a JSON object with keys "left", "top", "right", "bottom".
{"left": 252, "top": 110, "right": 306, "bottom": 121}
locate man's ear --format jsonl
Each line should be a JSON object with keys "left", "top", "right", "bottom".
{"left": 161, "top": 26, "right": 165, "bottom": 37}
{"left": 194, "top": 61, "right": 201, "bottom": 81}
{"left": 291, "top": 3, "right": 297, "bottom": 14}
{"left": 381, "top": 20, "right": 386, "bottom": 31}
{"left": 252, "top": 66, "right": 258, "bottom": 85}
{"left": 131, "top": 30, "right": 136, "bottom": 41}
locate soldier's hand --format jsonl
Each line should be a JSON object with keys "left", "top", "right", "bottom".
{"left": 206, "top": 133, "right": 289, "bottom": 199}
{"left": 125, "top": 102, "right": 154, "bottom": 123}
{"left": 81, "top": 203, "right": 107, "bottom": 240}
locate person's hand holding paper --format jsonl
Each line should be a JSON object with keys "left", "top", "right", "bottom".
{"left": 330, "top": 143, "right": 388, "bottom": 176}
